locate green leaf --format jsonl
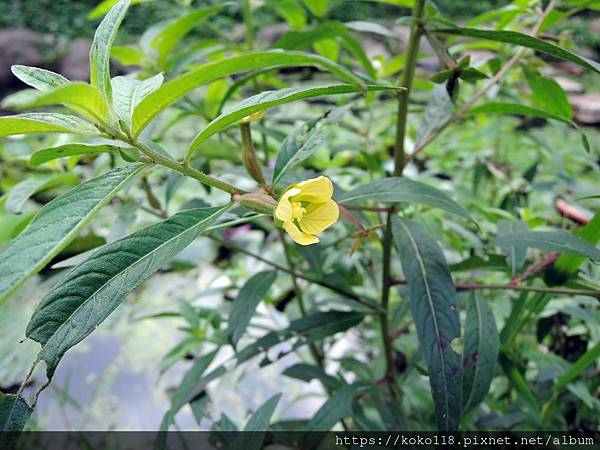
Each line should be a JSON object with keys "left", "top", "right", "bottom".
{"left": 159, "top": 350, "right": 218, "bottom": 435}
{"left": 29, "top": 143, "right": 123, "bottom": 167}
{"left": 26, "top": 205, "right": 229, "bottom": 378}
{"left": 492, "top": 230, "right": 600, "bottom": 262}
{"left": 0, "top": 113, "right": 100, "bottom": 137}
{"left": 392, "top": 217, "right": 462, "bottom": 431}
{"left": 303, "top": 0, "right": 331, "bottom": 17}
{"left": 553, "top": 341, "right": 600, "bottom": 394}
{"left": 110, "top": 46, "right": 144, "bottom": 66}
{"left": 416, "top": 84, "right": 454, "bottom": 146}
{"left": 20, "top": 82, "right": 110, "bottom": 125}
{"left": 111, "top": 74, "right": 164, "bottom": 125}
{"left": 468, "top": 102, "right": 569, "bottom": 122}
{"left": 0, "top": 165, "right": 144, "bottom": 304}
{"left": 345, "top": 20, "right": 400, "bottom": 39}
{"left": 305, "top": 383, "right": 368, "bottom": 433}
{"left": 245, "top": 393, "right": 281, "bottom": 430}
{"left": 131, "top": 50, "right": 366, "bottom": 137}
{"left": 267, "top": 0, "right": 306, "bottom": 30}
{"left": 552, "top": 212, "right": 600, "bottom": 279}
{"left": 524, "top": 69, "right": 572, "bottom": 120}
{"left": 90, "top": 0, "right": 132, "bottom": 101}
{"left": 339, "top": 177, "right": 471, "bottom": 221}
{"left": 499, "top": 353, "right": 539, "bottom": 419}
{"left": 272, "top": 105, "right": 350, "bottom": 186}
{"left": 228, "top": 270, "right": 277, "bottom": 347}
{"left": 275, "top": 21, "right": 375, "bottom": 78}
{"left": 462, "top": 292, "right": 499, "bottom": 411}
{"left": 186, "top": 84, "right": 399, "bottom": 160}
{"left": 497, "top": 220, "right": 528, "bottom": 275}
{"left": 435, "top": 27, "right": 600, "bottom": 74}
{"left": 87, "top": 0, "right": 151, "bottom": 19}
{"left": 11, "top": 65, "right": 69, "bottom": 92}
{"left": 467, "top": 103, "right": 590, "bottom": 151}
{"left": 0, "top": 394, "right": 32, "bottom": 433}
{"left": 151, "top": 5, "right": 224, "bottom": 68}
{"left": 5, "top": 173, "right": 79, "bottom": 214}
{"left": 236, "top": 310, "right": 364, "bottom": 365}
{"left": 283, "top": 363, "right": 343, "bottom": 390}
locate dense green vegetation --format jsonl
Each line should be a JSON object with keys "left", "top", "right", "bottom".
{"left": 0, "top": 0, "right": 599, "bottom": 442}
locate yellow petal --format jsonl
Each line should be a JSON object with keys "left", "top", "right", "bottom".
{"left": 298, "top": 199, "right": 339, "bottom": 234}
{"left": 274, "top": 187, "right": 301, "bottom": 222}
{"left": 293, "top": 176, "right": 333, "bottom": 203}
{"left": 283, "top": 221, "right": 319, "bottom": 245}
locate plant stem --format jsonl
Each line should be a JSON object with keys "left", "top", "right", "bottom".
{"left": 378, "top": 0, "right": 427, "bottom": 402}
{"left": 242, "top": 0, "right": 254, "bottom": 50}
{"left": 390, "top": 278, "right": 600, "bottom": 300}
{"left": 404, "top": 0, "right": 557, "bottom": 167}
{"left": 122, "top": 136, "right": 244, "bottom": 195}
{"left": 394, "top": 0, "right": 426, "bottom": 177}
{"left": 278, "top": 229, "right": 325, "bottom": 368}
{"left": 380, "top": 213, "right": 395, "bottom": 386}
{"left": 208, "top": 234, "right": 382, "bottom": 312}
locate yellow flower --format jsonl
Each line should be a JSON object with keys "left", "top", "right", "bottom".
{"left": 274, "top": 176, "right": 339, "bottom": 245}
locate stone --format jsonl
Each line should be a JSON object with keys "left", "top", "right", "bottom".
{"left": 569, "top": 94, "right": 600, "bottom": 124}
{"left": 58, "top": 38, "right": 92, "bottom": 81}
{"left": 554, "top": 77, "right": 584, "bottom": 94}
{"left": 0, "top": 29, "right": 43, "bottom": 88}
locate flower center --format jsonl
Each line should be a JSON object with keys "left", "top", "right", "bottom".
{"left": 290, "top": 201, "right": 306, "bottom": 220}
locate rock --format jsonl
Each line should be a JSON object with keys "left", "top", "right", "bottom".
{"left": 58, "top": 38, "right": 92, "bottom": 81}
{"left": 0, "top": 29, "right": 43, "bottom": 88}
{"left": 569, "top": 94, "right": 600, "bottom": 124}
{"left": 256, "top": 23, "right": 289, "bottom": 46}
{"left": 551, "top": 61, "right": 584, "bottom": 77}
{"left": 554, "top": 77, "right": 584, "bottom": 95}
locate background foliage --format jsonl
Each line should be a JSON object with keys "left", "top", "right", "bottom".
{"left": 0, "top": 0, "right": 599, "bottom": 441}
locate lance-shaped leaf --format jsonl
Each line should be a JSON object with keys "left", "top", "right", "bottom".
{"left": 29, "top": 143, "right": 124, "bottom": 167}
{"left": 0, "top": 113, "right": 100, "bottom": 137}
{"left": 552, "top": 341, "right": 600, "bottom": 395}
{"left": 186, "top": 84, "right": 400, "bottom": 160}
{"left": 151, "top": 5, "right": 225, "bottom": 68}
{"left": 497, "top": 220, "right": 528, "bottom": 275}
{"left": 462, "top": 292, "right": 499, "bottom": 412}
{"left": 159, "top": 350, "right": 218, "bottom": 436}
{"left": 5, "top": 173, "right": 79, "bottom": 214}
{"left": 21, "top": 82, "right": 110, "bottom": 125}
{"left": 524, "top": 69, "right": 572, "bottom": 120}
{"left": 11, "top": 65, "right": 69, "bottom": 92}
{"left": 90, "top": 0, "right": 131, "bottom": 101}
{"left": 303, "top": 382, "right": 370, "bottom": 447}
{"left": 0, "top": 165, "right": 144, "bottom": 304}
{"left": 499, "top": 353, "right": 539, "bottom": 419}
{"left": 245, "top": 393, "right": 281, "bottom": 431}
{"left": 26, "top": 205, "right": 229, "bottom": 378}
{"left": 435, "top": 27, "right": 600, "bottom": 74}
{"left": 111, "top": 74, "right": 164, "bottom": 125}
{"left": 0, "top": 394, "right": 32, "bottom": 433}
{"left": 275, "top": 21, "right": 376, "bottom": 78}
{"left": 466, "top": 102, "right": 590, "bottom": 152}
{"left": 236, "top": 310, "right": 364, "bottom": 365}
{"left": 283, "top": 363, "right": 343, "bottom": 390}
{"left": 492, "top": 230, "right": 600, "bottom": 262}
{"left": 131, "top": 50, "right": 366, "bottom": 136}
{"left": 228, "top": 270, "right": 278, "bottom": 347}
{"left": 549, "top": 212, "right": 600, "bottom": 283}
{"left": 392, "top": 217, "right": 462, "bottom": 431}
{"left": 272, "top": 104, "right": 350, "bottom": 186}
{"left": 339, "top": 177, "right": 471, "bottom": 221}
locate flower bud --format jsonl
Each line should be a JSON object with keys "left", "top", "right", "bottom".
{"left": 238, "top": 192, "right": 277, "bottom": 215}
